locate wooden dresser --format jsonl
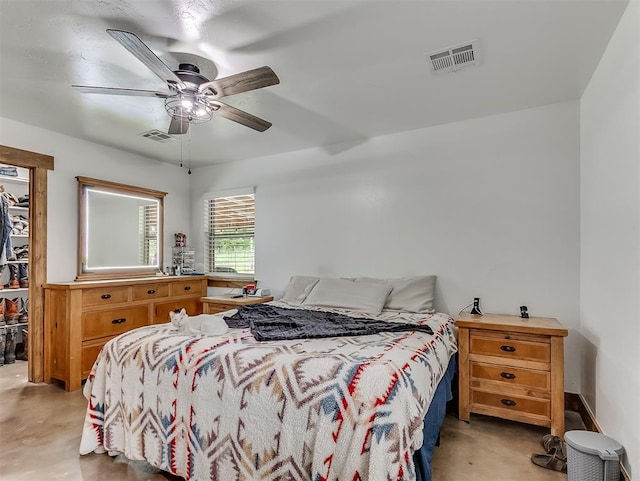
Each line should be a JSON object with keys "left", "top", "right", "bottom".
{"left": 201, "top": 294, "right": 274, "bottom": 314}
{"left": 44, "top": 276, "right": 207, "bottom": 391}
{"left": 456, "top": 312, "right": 568, "bottom": 435}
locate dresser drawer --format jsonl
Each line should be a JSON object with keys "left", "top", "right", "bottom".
{"left": 82, "top": 306, "right": 148, "bottom": 340}
{"left": 471, "top": 361, "right": 550, "bottom": 390}
{"left": 470, "top": 333, "right": 549, "bottom": 362}
{"left": 170, "top": 280, "right": 205, "bottom": 297}
{"left": 82, "top": 341, "right": 107, "bottom": 378}
{"left": 154, "top": 297, "right": 201, "bottom": 324}
{"left": 82, "top": 286, "right": 129, "bottom": 306}
{"left": 132, "top": 283, "right": 169, "bottom": 301}
{"left": 471, "top": 389, "right": 550, "bottom": 418}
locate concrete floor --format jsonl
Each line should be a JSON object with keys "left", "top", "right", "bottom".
{"left": 0, "top": 362, "right": 573, "bottom": 480}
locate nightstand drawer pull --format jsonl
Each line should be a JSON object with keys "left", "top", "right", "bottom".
{"left": 184, "top": 286, "right": 191, "bottom": 291}
{"left": 111, "top": 318, "right": 127, "bottom": 324}
{"left": 500, "top": 372, "right": 516, "bottom": 380}
{"left": 500, "top": 398, "right": 516, "bottom": 407}
{"left": 101, "top": 294, "right": 111, "bottom": 300}
{"left": 147, "top": 289, "right": 156, "bottom": 294}
{"left": 500, "top": 345, "right": 516, "bottom": 352}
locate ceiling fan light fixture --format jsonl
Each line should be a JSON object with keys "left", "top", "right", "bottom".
{"left": 165, "top": 95, "right": 213, "bottom": 123}
{"left": 73, "top": 30, "right": 279, "bottom": 133}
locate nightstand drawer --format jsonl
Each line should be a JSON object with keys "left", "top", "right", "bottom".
{"left": 205, "top": 303, "right": 239, "bottom": 314}
{"left": 471, "top": 361, "right": 550, "bottom": 390}
{"left": 470, "top": 334, "right": 549, "bottom": 362}
{"left": 471, "top": 388, "right": 550, "bottom": 418}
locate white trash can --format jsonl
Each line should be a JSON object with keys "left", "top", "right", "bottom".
{"left": 564, "top": 430, "right": 624, "bottom": 481}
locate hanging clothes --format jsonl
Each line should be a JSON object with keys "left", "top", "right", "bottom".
{"left": 0, "top": 193, "right": 13, "bottom": 264}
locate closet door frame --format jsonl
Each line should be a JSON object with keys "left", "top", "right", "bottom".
{"left": 0, "top": 144, "right": 53, "bottom": 383}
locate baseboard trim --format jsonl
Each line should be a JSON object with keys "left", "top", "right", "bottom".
{"left": 565, "top": 392, "right": 631, "bottom": 481}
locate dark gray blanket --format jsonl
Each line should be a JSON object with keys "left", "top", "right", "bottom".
{"left": 224, "top": 304, "right": 433, "bottom": 341}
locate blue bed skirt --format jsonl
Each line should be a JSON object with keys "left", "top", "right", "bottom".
{"left": 413, "top": 354, "right": 457, "bottom": 481}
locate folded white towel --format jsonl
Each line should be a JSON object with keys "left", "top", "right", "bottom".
{"left": 169, "top": 308, "right": 230, "bottom": 336}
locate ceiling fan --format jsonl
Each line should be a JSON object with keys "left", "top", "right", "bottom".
{"left": 72, "top": 29, "right": 280, "bottom": 134}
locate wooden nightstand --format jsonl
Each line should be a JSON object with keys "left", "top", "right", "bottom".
{"left": 201, "top": 295, "right": 274, "bottom": 314}
{"left": 456, "top": 312, "right": 568, "bottom": 435}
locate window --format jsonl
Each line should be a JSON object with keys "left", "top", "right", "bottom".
{"left": 139, "top": 203, "right": 158, "bottom": 265}
{"left": 204, "top": 191, "right": 255, "bottom": 276}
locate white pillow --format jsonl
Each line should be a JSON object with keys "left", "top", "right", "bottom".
{"left": 302, "top": 278, "right": 392, "bottom": 315}
{"left": 281, "top": 276, "right": 320, "bottom": 305}
{"left": 355, "top": 275, "right": 436, "bottom": 313}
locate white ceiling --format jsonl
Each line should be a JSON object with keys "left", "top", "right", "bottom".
{"left": 0, "top": 0, "right": 628, "bottom": 168}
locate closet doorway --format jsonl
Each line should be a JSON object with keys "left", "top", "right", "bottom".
{"left": 0, "top": 145, "right": 53, "bottom": 383}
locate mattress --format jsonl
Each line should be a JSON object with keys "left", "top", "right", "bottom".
{"left": 80, "top": 302, "right": 457, "bottom": 480}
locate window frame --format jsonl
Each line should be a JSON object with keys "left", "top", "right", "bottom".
{"left": 204, "top": 187, "right": 256, "bottom": 281}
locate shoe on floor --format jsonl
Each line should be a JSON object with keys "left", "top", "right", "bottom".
{"left": 531, "top": 453, "right": 567, "bottom": 473}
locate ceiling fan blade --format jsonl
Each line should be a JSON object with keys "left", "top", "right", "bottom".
{"left": 198, "top": 66, "right": 279, "bottom": 99}
{"left": 211, "top": 101, "right": 272, "bottom": 132}
{"left": 72, "top": 85, "right": 172, "bottom": 97}
{"left": 106, "top": 29, "right": 186, "bottom": 90}
{"left": 168, "top": 117, "right": 190, "bottom": 135}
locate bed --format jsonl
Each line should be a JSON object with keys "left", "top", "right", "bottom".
{"left": 80, "top": 276, "right": 458, "bottom": 481}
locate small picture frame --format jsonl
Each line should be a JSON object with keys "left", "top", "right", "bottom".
{"left": 175, "top": 232, "right": 186, "bottom": 247}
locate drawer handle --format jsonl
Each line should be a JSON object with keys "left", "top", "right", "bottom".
{"left": 500, "top": 345, "right": 516, "bottom": 352}
{"left": 147, "top": 289, "right": 156, "bottom": 294}
{"left": 500, "top": 372, "right": 516, "bottom": 380}
{"left": 111, "top": 318, "right": 127, "bottom": 324}
{"left": 101, "top": 294, "right": 111, "bottom": 300}
{"left": 500, "top": 398, "right": 516, "bottom": 407}
{"left": 184, "top": 286, "right": 191, "bottom": 291}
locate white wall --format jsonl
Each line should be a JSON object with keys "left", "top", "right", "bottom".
{"left": 580, "top": 0, "right": 639, "bottom": 475}
{"left": 191, "top": 101, "right": 581, "bottom": 392}
{"left": 0, "top": 117, "right": 192, "bottom": 281}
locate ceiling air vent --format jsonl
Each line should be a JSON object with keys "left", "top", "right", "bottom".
{"left": 426, "top": 40, "right": 480, "bottom": 75}
{"left": 139, "top": 129, "right": 175, "bottom": 142}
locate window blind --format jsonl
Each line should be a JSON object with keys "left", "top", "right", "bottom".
{"left": 204, "top": 193, "right": 255, "bottom": 275}
{"left": 139, "top": 204, "right": 158, "bottom": 265}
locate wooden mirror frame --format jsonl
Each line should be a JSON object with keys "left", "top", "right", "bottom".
{"left": 76, "top": 176, "right": 167, "bottom": 281}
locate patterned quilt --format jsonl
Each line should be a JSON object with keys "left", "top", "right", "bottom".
{"left": 80, "top": 304, "right": 457, "bottom": 481}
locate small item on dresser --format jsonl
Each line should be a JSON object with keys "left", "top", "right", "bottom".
{"left": 520, "top": 305, "right": 529, "bottom": 318}
{"left": 174, "top": 232, "right": 186, "bottom": 247}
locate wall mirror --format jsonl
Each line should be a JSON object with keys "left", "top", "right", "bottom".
{"left": 77, "top": 176, "right": 167, "bottom": 280}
